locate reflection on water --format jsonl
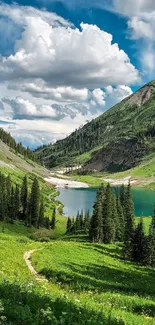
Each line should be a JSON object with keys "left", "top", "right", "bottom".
{"left": 58, "top": 187, "right": 155, "bottom": 217}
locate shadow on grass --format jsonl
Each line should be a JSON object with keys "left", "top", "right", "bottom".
{"left": 40, "top": 257, "right": 155, "bottom": 318}
{"left": 0, "top": 281, "right": 120, "bottom": 325}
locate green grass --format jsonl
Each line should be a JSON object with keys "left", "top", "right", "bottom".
{"left": 1, "top": 219, "right": 155, "bottom": 324}
{"left": 31, "top": 239, "right": 155, "bottom": 325}
{"left": 70, "top": 153, "right": 155, "bottom": 188}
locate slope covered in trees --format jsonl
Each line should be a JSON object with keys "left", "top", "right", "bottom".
{"left": 36, "top": 81, "right": 155, "bottom": 171}
{"left": 0, "top": 128, "right": 36, "bottom": 162}
{"left": 0, "top": 173, "right": 56, "bottom": 229}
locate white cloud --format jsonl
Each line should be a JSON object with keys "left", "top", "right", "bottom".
{"left": 112, "top": 0, "right": 155, "bottom": 16}
{"left": 9, "top": 81, "right": 89, "bottom": 102}
{"left": 0, "top": 2, "right": 138, "bottom": 148}
{"left": 104, "top": 85, "right": 133, "bottom": 109}
{"left": 128, "top": 17, "right": 154, "bottom": 40}
{"left": 0, "top": 2, "right": 71, "bottom": 27}
{"left": 0, "top": 3, "right": 139, "bottom": 88}
{"left": 92, "top": 89, "right": 105, "bottom": 106}
{"left": 2, "top": 96, "right": 89, "bottom": 120}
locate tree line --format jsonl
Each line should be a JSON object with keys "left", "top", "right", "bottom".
{"left": 0, "top": 128, "right": 37, "bottom": 162}
{"left": 0, "top": 173, "right": 56, "bottom": 229}
{"left": 67, "top": 183, "right": 155, "bottom": 267}
{"left": 66, "top": 210, "right": 91, "bottom": 234}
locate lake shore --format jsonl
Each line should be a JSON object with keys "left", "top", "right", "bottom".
{"left": 44, "top": 175, "right": 89, "bottom": 188}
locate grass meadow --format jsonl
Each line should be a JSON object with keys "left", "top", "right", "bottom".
{"left": 0, "top": 217, "right": 155, "bottom": 324}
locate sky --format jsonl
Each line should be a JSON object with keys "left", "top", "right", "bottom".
{"left": 0, "top": 0, "right": 155, "bottom": 148}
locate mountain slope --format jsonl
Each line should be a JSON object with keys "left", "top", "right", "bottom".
{"left": 36, "top": 81, "right": 155, "bottom": 171}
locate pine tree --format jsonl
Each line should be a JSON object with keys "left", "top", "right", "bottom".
{"left": 50, "top": 207, "right": 56, "bottom": 229}
{"left": 125, "top": 182, "right": 135, "bottom": 241}
{"left": 119, "top": 184, "right": 126, "bottom": 217}
{"left": 147, "top": 207, "right": 155, "bottom": 266}
{"left": 123, "top": 182, "right": 135, "bottom": 258}
{"left": 75, "top": 211, "right": 81, "bottom": 231}
{"left": 21, "top": 175, "right": 28, "bottom": 221}
{"left": 79, "top": 210, "right": 84, "bottom": 229}
{"left": 84, "top": 210, "right": 90, "bottom": 233}
{"left": 14, "top": 184, "right": 20, "bottom": 220}
{"left": 131, "top": 218, "right": 146, "bottom": 263}
{"left": 29, "top": 178, "right": 40, "bottom": 227}
{"left": 89, "top": 188, "right": 103, "bottom": 242}
{"left": 103, "top": 184, "right": 115, "bottom": 243}
{"left": 66, "top": 217, "right": 72, "bottom": 233}
{"left": 38, "top": 197, "right": 44, "bottom": 228}
{"left": 44, "top": 217, "right": 50, "bottom": 229}
{"left": 116, "top": 193, "right": 125, "bottom": 241}
{"left": 9, "top": 186, "right": 15, "bottom": 222}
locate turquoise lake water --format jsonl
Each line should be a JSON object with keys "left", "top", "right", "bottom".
{"left": 58, "top": 187, "right": 155, "bottom": 217}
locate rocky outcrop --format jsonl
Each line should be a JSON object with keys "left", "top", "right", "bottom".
{"left": 86, "top": 138, "right": 148, "bottom": 172}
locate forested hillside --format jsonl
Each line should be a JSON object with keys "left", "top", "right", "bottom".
{"left": 36, "top": 81, "right": 155, "bottom": 171}
{"left": 0, "top": 128, "right": 36, "bottom": 162}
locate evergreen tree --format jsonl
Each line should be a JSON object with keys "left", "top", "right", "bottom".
{"left": 123, "top": 182, "right": 135, "bottom": 258}
{"left": 66, "top": 217, "right": 72, "bottom": 233}
{"left": 21, "top": 175, "right": 28, "bottom": 221}
{"left": 29, "top": 178, "right": 40, "bottom": 227}
{"left": 84, "top": 210, "right": 90, "bottom": 233}
{"left": 14, "top": 184, "right": 20, "bottom": 220}
{"left": 89, "top": 188, "right": 103, "bottom": 242}
{"left": 147, "top": 207, "right": 155, "bottom": 266}
{"left": 38, "top": 197, "right": 44, "bottom": 228}
{"left": 9, "top": 186, "right": 15, "bottom": 222}
{"left": 44, "top": 216, "right": 50, "bottom": 229}
{"left": 131, "top": 218, "right": 146, "bottom": 263}
{"left": 79, "top": 210, "right": 84, "bottom": 229}
{"left": 119, "top": 184, "right": 126, "bottom": 217}
{"left": 50, "top": 207, "right": 56, "bottom": 229}
{"left": 116, "top": 193, "right": 125, "bottom": 241}
{"left": 102, "top": 184, "right": 115, "bottom": 243}
{"left": 75, "top": 211, "right": 81, "bottom": 231}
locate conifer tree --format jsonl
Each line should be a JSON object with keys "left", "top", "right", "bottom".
{"left": 29, "top": 178, "right": 40, "bottom": 227}
{"left": 79, "top": 210, "right": 84, "bottom": 229}
{"left": 102, "top": 184, "right": 115, "bottom": 243}
{"left": 89, "top": 188, "right": 103, "bottom": 242}
{"left": 66, "top": 217, "right": 72, "bottom": 233}
{"left": 147, "top": 207, "right": 155, "bottom": 266}
{"left": 131, "top": 218, "right": 146, "bottom": 263}
{"left": 9, "top": 186, "right": 15, "bottom": 222}
{"left": 84, "top": 210, "right": 90, "bottom": 233}
{"left": 116, "top": 193, "right": 125, "bottom": 241}
{"left": 123, "top": 182, "right": 135, "bottom": 257}
{"left": 44, "top": 216, "right": 50, "bottom": 229}
{"left": 14, "top": 184, "right": 20, "bottom": 220}
{"left": 50, "top": 207, "right": 56, "bottom": 229}
{"left": 38, "top": 197, "right": 44, "bottom": 228}
{"left": 119, "top": 184, "right": 126, "bottom": 217}
{"left": 21, "top": 175, "right": 28, "bottom": 221}
{"left": 75, "top": 211, "right": 81, "bottom": 231}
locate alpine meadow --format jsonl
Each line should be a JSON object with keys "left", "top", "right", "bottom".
{"left": 1, "top": 1, "right": 155, "bottom": 324}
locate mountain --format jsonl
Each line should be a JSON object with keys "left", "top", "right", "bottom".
{"left": 0, "top": 130, "right": 51, "bottom": 179}
{"left": 36, "top": 81, "right": 155, "bottom": 172}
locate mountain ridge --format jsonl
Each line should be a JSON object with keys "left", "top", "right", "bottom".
{"left": 36, "top": 80, "right": 155, "bottom": 171}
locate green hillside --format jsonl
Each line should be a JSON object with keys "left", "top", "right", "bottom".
{"left": 36, "top": 81, "right": 155, "bottom": 172}
{"left": 1, "top": 219, "right": 155, "bottom": 325}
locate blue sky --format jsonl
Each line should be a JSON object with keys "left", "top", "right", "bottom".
{"left": 0, "top": 0, "right": 155, "bottom": 148}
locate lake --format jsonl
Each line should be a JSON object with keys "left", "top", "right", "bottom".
{"left": 58, "top": 187, "right": 155, "bottom": 217}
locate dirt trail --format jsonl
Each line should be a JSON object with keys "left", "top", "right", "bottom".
{"left": 24, "top": 249, "right": 48, "bottom": 283}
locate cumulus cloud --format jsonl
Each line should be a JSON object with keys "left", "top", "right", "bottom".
{"left": 2, "top": 97, "right": 89, "bottom": 120}
{"left": 9, "top": 81, "right": 89, "bottom": 102}
{"left": 0, "top": 2, "right": 139, "bottom": 148}
{"left": 0, "top": 3, "right": 139, "bottom": 89}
